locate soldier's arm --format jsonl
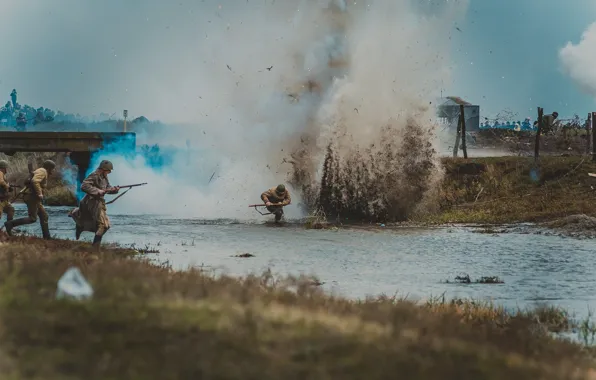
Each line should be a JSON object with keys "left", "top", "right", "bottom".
{"left": 31, "top": 170, "right": 45, "bottom": 197}
{"left": 81, "top": 173, "right": 103, "bottom": 196}
{"left": 261, "top": 190, "right": 271, "bottom": 203}
{"left": 282, "top": 191, "right": 291, "bottom": 206}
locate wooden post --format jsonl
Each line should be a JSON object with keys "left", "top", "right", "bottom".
{"left": 592, "top": 112, "right": 596, "bottom": 162}
{"left": 587, "top": 113, "right": 591, "bottom": 155}
{"left": 459, "top": 104, "right": 468, "bottom": 159}
{"left": 452, "top": 114, "right": 461, "bottom": 157}
{"left": 534, "top": 107, "right": 543, "bottom": 160}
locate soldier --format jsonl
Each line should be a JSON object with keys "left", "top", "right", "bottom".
{"left": 260, "top": 184, "right": 291, "bottom": 223}
{"left": 0, "top": 160, "right": 15, "bottom": 224}
{"left": 4, "top": 160, "right": 56, "bottom": 239}
{"left": 69, "top": 160, "right": 120, "bottom": 247}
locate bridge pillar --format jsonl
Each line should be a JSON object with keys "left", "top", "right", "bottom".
{"left": 68, "top": 151, "right": 91, "bottom": 185}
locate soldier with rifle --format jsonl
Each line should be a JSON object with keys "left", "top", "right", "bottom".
{"left": 259, "top": 184, "right": 291, "bottom": 223}
{"left": 4, "top": 160, "right": 56, "bottom": 239}
{"left": 69, "top": 159, "right": 146, "bottom": 248}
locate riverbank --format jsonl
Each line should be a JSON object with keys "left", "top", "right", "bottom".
{"left": 0, "top": 235, "right": 594, "bottom": 379}
{"left": 422, "top": 155, "right": 596, "bottom": 225}
{"left": 4, "top": 152, "right": 596, "bottom": 228}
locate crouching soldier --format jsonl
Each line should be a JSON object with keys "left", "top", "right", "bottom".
{"left": 4, "top": 160, "right": 56, "bottom": 239}
{"left": 69, "top": 160, "right": 119, "bottom": 248}
{"left": 0, "top": 160, "right": 15, "bottom": 223}
{"left": 261, "top": 184, "right": 291, "bottom": 223}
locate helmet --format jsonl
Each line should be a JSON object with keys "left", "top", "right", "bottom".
{"left": 42, "top": 160, "right": 56, "bottom": 171}
{"left": 275, "top": 184, "right": 285, "bottom": 194}
{"left": 552, "top": 111, "right": 559, "bottom": 118}
{"left": 0, "top": 160, "right": 8, "bottom": 169}
{"left": 99, "top": 160, "right": 113, "bottom": 171}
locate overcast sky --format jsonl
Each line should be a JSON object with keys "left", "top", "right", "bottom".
{"left": 1, "top": 0, "right": 595, "bottom": 122}
{"left": 448, "top": 0, "right": 596, "bottom": 120}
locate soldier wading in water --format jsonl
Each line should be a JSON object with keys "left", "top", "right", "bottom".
{"left": 5, "top": 160, "right": 56, "bottom": 239}
{"left": 69, "top": 160, "right": 120, "bottom": 248}
{"left": 260, "top": 184, "right": 291, "bottom": 223}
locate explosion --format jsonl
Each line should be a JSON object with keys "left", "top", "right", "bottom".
{"left": 279, "top": 0, "right": 462, "bottom": 222}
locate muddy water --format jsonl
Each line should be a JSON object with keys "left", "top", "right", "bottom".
{"left": 15, "top": 204, "right": 596, "bottom": 321}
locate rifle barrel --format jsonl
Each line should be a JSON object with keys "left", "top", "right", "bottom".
{"left": 248, "top": 202, "right": 284, "bottom": 207}
{"left": 117, "top": 182, "right": 148, "bottom": 188}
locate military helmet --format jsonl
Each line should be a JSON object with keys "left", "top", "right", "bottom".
{"left": 275, "top": 184, "right": 285, "bottom": 194}
{"left": 42, "top": 160, "right": 56, "bottom": 170}
{"left": 99, "top": 160, "right": 113, "bottom": 171}
{"left": 0, "top": 160, "right": 9, "bottom": 169}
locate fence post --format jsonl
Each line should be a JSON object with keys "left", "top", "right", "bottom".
{"left": 592, "top": 112, "right": 596, "bottom": 162}
{"left": 534, "top": 107, "right": 543, "bottom": 161}
{"left": 452, "top": 114, "right": 461, "bottom": 157}
{"left": 587, "top": 113, "right": 591, "bottom": 155}
{"left": 459, "top": 104, "right": 468, "bottom": 159}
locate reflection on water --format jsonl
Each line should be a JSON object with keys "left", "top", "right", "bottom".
{"left": 10, "top": 204, "right": 596, "bottom": 321}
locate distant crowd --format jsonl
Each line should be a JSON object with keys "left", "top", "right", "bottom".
{"left": 0, "top": 89, "right": 142, "bottom": 130}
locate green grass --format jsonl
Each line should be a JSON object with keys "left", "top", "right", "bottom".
{"left": 0, "top": 236, "right": 593, "bottom": 379}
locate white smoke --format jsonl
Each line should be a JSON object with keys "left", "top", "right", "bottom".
{"left": 3, "top": 0, "right": 469, "bottom": 220}
{"left": 560, "top": 22, "right": 596, "bottom": 99}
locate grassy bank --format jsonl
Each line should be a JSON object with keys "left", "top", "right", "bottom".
{"left": 421, "top": 155, "right": 596, "bottom": 224}
{"left": 2, "top": 152, "right": 596, "bottom": 224}
{"left": 0, "top": 236, "right": 594, "bottom": 379}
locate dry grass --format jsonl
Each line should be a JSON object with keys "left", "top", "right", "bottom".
{"left": 44, "top": 186, "right": 77, "bottom": 206}
{"left": 0, "top": 236, "right": 593, "bottom": 379}
{"left": 420, "top": 156, "right": 596, "bottom": 224}
{"left": 0, "top": 152, "right": 77, "bottom": 206}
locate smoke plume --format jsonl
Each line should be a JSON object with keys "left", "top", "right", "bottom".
{"left": 3, "top": 0, "right": 468, "bottom": 220}
{"left": 560, "top": 22, "right": 596, "bottom": 99}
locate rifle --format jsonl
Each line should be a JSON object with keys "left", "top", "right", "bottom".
{"left": 105, "top": 183, "right": 148, "bottom": 205}
{"left": 8, "top": 162, "right": 34, "bottom": 204}
{"left": 248, "top": 202, "right": 285, "bottom": 216}
{"left": 248, "top": 202, "right": 285, "bottom": 207}
{"left": 113, "top": 183, "right": 148, "bottom": 189}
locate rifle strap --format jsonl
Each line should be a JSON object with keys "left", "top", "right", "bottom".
{"left": 105, "top": 188, "right": 132, "bottom": 205}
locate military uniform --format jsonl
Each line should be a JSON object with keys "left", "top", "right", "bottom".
{"left": 5, "top": 160, "right": 55, "bottom": 239}
{"left": 0, "top": 161, "right": 14, "bottom": 222}
{"left": 261, "top": 184, "right": 291, "bottom": 222}
{"left": 69, "top": 160, "right": 119, "bottom": 246}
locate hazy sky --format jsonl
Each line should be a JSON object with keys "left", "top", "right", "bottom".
{"left": 448, "top": 0, "right": 596, "bottom": 121}
{"left": 1, "top": 0, "right": 595, "bottom": 122}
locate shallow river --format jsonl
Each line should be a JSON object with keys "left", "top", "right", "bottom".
{"left": 13, "top": 204, "right": 596, "bottom": 321}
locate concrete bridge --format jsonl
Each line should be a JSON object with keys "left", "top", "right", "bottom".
{"left": 0, "top": 131, "right": 136, "bottom": 183}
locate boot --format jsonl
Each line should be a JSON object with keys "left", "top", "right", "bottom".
{"left": 5, "top": 217, "right": 34, "bottom": 236}
{"left": 40, "top": 221, "right": 51, "bottom": 240}
{"left": 92, "top": 234, "right": 103, "bottom": 247}
{"left": 75, "top": 225, "right": 83, "bottom": 240}
{"left": 274, "top": 210, "right": 283, "bottom": 223}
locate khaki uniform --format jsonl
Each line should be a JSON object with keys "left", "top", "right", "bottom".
{"left": 0, "top": 171, "right": 14, "bottom": 221}
{"left": 22, "top": 168, "right": 48, "bottom": 224}
{"left": 261, "top": 187, "right": 291, "bottom": 221}
{"left": 70, "top": 169, "right": 117, "bottom": 237}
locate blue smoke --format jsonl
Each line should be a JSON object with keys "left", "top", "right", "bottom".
{"left": 69, "top": 130, "right": 221, "bottom": 203}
